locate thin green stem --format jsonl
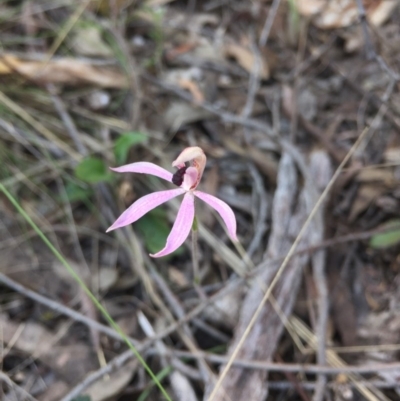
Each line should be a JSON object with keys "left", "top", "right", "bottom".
{"left": 191, "top": 216, "right": 200, "bottom": 284}
{"left": 138, "top": 366, "right": 172, "bottom": 401}
{"left": 0, "top": 183, "right": 172, "bottom": 401}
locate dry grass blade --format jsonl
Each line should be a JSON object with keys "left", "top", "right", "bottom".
{"left": 207, "top": 152, "right": 302, "bottom": 401}
{"left": 209, "top": 148, "right": 332, "bottom": 401}
{"left": 206, "top": 126, "right": 371, "bottom": 401}
{"left": 0, "top": 91, "right": 80, "bottom": 160}
{"left": 291, "top": 317, "right": 391, "bottom": 401}
{"left": 45, "top": 0, "right": 92, "bottom": 61}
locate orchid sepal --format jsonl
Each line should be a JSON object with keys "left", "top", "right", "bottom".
{"left": 110, "top": 162, "right": 173, "bottom": 183}
{"left": 194, "top": 190, "right": 237, "bottom": 241}
{"left": 106, "top": 188, "right": 185, "bottom": 233}
{"left": 150, "top": 192, "right": 195, "bottom": 257}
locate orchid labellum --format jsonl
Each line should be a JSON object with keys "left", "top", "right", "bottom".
{"left": 107, "top": 146, "right": 237, "bottom": 257}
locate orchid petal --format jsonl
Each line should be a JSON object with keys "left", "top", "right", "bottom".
{"left": 106, "top": 188, "right": 185, "bottom": 232}
{"left": 194, "top": 191, "right": 237, "bottom": 241}
{"left": 110, "top": 162, "right": 173, "bottom": 182}
{"left": 150, "top": 192, "right": 195, "bottom": 258}
{"left": 181, "top": 167, "right": 198, "bottom": 190}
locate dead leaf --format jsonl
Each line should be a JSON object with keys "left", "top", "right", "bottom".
{"left": 202, "top": 284, "right": 242, "bottom": 329}
{"left": 170, "top": 371, "right": 198, "bottom": 401}
{"left": 164, "top": 101, "right": 213, "bottom": 131}
{"left": 165, "top": 42, "right": 198, "bottom": 61}
{"left": 190, "top": 38, "right": 226, "bottom": 63}
{"left": 0, "top": 54, "right": 127, "bottom": 88}
{"left": 0, "top": 314, "right": 97, "bottom": 384}
{"left": 296, "top": 0, "right": 397, "bottom": 29}
{"left": 282, "top": 85, "right": 295, "bottom": 118}
{"left": 98, "top": 268, "right": 118, "bottom": 292}
{"left": 163, "top": 67, "right": 203, "bottom": 86}
{"left": 70, "top": 26, "right": 113, "bottom": 58}
{"left": 168, "top": 267, "right": 190, "bottom": 288}
{"left": 329, "top": 270, "right": 358, "bottom": 346}
{"left": 84, "top": 360, "right": 138, "bottom": 401}
{"left": 349, "top": 183, "right": 386, "bottom": 221}
{"left": 384, "top": 147, "right": 400, "bottom": 163}
{"left": 223, "top": 43, "right": 269, "bottom": 79}
{"left": 38, "top": 381, "right": 69, "bottom": 401}
{"left": 357, "top": 167, "right": 397, "bottom": 187}
{"left": 358, "top": 309, "right": 400, "bottom": 354}
{"left": 282, "top": 84, "right": 317, "bottom": 121}
{"left": 298, "top": 88, "right": 318, "bottom": 121}
{"left": 296, "top": 0, "right": 325, "bottom": 15}
{"left": 369, "top": 0, "right": 399, "bottom": 26}
{"left": 1, "top": 313, "right": 52, "bottom": 356}
{"left": 178, "top": 78, "right": 204, "bottom": 104}
{"left": 220, "top": 135, "right": 278, "bottom": 184}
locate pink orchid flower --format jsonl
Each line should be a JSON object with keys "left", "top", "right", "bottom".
{"left": 107, "top": 146, "right": 237, "bottom": 258}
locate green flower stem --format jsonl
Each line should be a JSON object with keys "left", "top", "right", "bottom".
{"left": 0, "top": 183, "right": 172, "bottom": 401}
{"left": 191, "top": 216, "right": 200, "bottom": 284}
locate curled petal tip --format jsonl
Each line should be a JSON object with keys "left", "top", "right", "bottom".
{"left": 172, "top": 146, "right": 205, "bottom": 167}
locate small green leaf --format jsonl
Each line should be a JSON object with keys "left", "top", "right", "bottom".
{"left": 75, "top": 157, "right": 112, "bottom": 183}
{"left": 135, "top": 208, "right": 184, "bottom": 258}
{"left": 114, "top": 132, "right": 147, "bottom": 164}
{"left": 369, "top": 220, "right": 400, "bottom": 249}
{"left": 370, "top": 230, "right": 400, "bottom": 248}
{"left": 63, "top": 182, "right": 92, "bottom": 202}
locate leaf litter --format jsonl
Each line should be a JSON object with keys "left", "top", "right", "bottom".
{"left": 1, "top": 1, "right": 400, "bottom": 401}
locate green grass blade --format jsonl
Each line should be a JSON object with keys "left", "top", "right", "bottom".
{"left": 138, "top": 366, "right": 172, "bottom": 401}
{"left": 0, "top": 183, "right": 172, "bottom": 401}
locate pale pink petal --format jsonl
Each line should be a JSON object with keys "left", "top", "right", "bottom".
{"left": 172, "top": 147, "right": 206, "bottom": 189}
{"left": 110, "top": 162, "right": 173, "bottom": 182}
{"left": 194, "top": 191, "right": 237, "bottom": 241}
{"left": 181, "top": 167, "right": 198, "bottom": 190}
{"left": 150, "top": 192, "right": 195, "bottom": 258}
{"left": 106, "top": 188, "right": 185, "bottom": 232}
